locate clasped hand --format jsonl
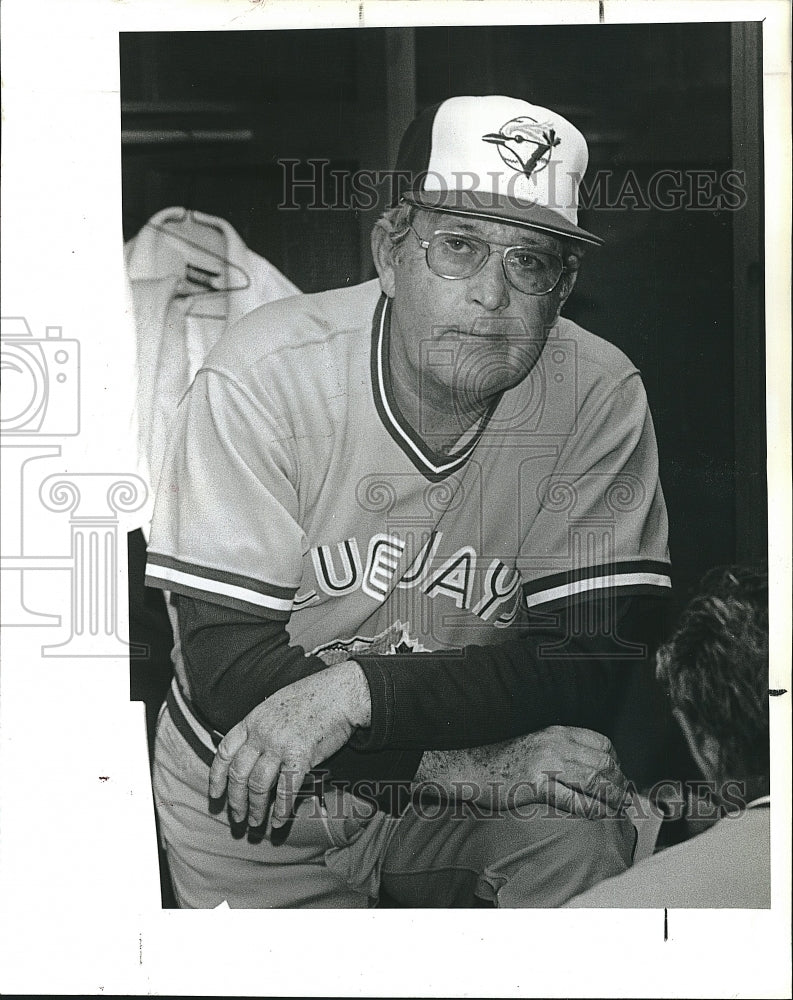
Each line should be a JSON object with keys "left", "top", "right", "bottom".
{"left": 208, "top": 660, "right": 370, "bottom": 828}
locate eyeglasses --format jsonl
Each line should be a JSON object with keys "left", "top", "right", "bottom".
{"left": 408, "top": 226, "right": 565, "bottom": 296}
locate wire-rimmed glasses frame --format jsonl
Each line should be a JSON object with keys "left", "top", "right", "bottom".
{"left": 408, "top": 224, "right": 566, "bottom": 296}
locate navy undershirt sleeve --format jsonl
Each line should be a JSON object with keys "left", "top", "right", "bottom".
{"left": 351, "top": 594, "right": 673, "bottom": 750}
{"left": 176, "top": 592, "right": 329, "bottom": 734}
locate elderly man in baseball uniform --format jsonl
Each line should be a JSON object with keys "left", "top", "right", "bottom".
{"left": 146, "top": 95, "right": 672, "bottom": 908}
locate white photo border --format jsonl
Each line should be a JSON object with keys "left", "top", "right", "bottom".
{"left": 0, "top": 1, "right": 790, "bottom": 997}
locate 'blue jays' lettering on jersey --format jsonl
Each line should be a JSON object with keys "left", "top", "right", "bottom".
{"left": 146, "top": 279, "right": 671, "bottom": 692}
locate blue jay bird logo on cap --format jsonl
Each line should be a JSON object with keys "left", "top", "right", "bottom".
{"left": 482, "top": 116, "right": 561, "bottom": 179}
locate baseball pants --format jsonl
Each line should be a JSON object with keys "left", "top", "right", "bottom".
{"left": 153, "top": 694, "right": 635, "bottom": 909}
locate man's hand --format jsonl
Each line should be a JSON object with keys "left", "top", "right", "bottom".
{"left": 414, "top": 726, "right": 630, "bottom": 817}
{"left": 208, "top": 660, "right": 371, "bottom": 828}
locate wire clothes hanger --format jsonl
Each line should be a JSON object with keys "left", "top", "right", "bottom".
{"left": 150, "top": 208, "right": 251, "bottom": 296}
{"left": 146, "top": 137, "right": 251, "bottom": 296}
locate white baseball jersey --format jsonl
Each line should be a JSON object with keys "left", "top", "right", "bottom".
{"left": 146, "top": 279, "right": 671, "bottom": 695}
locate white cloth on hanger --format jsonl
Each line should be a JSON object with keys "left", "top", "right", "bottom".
{"left": 125, "top": 207, "right": 300, "bottom": 501}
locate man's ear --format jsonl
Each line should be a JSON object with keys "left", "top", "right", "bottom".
{"left": 673, "top": 708, "right": 721, "bottom": 782}
{"left": 371, "top": 221, "right": 397, "bottom": 298}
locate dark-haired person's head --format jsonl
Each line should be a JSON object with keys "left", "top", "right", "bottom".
{"left": 655, "top": 565, "right": 769, "bottom": 799}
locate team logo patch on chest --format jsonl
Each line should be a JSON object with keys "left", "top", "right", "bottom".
{"left": 311, "top": 620, "right": 429, "bottom": 665}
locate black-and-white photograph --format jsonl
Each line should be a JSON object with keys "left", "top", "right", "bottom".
{"left": 1, "top": 2, "right": 790, "bottom": 997}
{"left": 123, "top": 23, "right": 769, "bottom": 909}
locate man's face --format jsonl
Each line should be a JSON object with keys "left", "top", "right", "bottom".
{"left": 383, "top": 209, "right": 577, "bottom": 413}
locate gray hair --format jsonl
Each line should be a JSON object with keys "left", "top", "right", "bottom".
{"left": 379, "top": 202, "right": 416, "bottom": 244}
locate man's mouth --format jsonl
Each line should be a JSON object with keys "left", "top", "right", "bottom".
{"left": 438, "top": 323, "right": 513, "bottom": 340}
{"left": 465, "top": 328, "right": 509, "bottom": 340}
{"left": 466, "top": 319, "right": 523, "bottom": 340}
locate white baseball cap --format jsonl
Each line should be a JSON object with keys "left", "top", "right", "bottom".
{"left": 395, "top": 95, "right": 602, "bottom": 246}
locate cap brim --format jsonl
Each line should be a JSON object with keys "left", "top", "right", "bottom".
{"left": 402, "top": 189, "right": 603, "bottom": 246}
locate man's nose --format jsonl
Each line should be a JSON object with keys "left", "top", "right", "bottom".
{"left": 467, "top": 250, "right": 510, "bottom": 311}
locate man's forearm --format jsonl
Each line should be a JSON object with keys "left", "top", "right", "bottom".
{"left": 413, "top": 727, "right": 629, "bottom": 814}
{"left": 414, "top": 742, "right": 535, "bottom": 807}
